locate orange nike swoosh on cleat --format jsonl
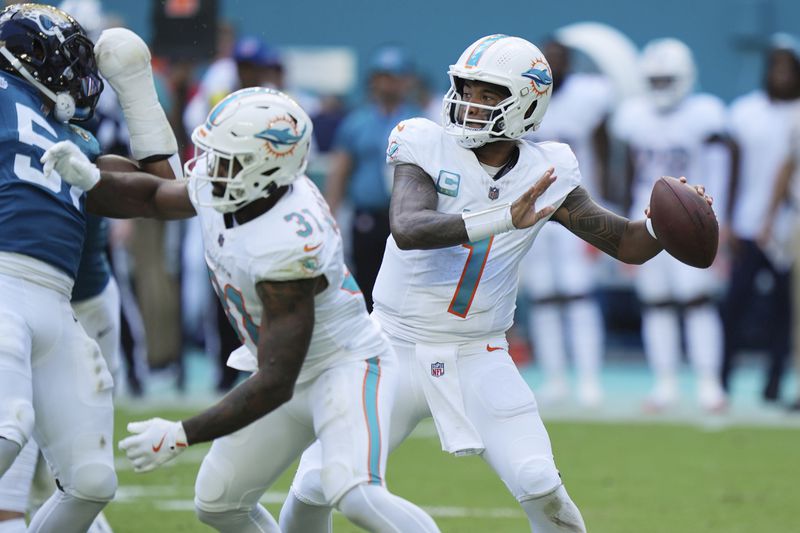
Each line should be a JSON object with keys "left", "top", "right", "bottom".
{"left": 304, "top": 243, "right": 322, "bottom": 252}
{"left": 397, "top": 123, "right": 405, "bottom": 131}
{"left": 486, "top": 344, "right": 503, "bottom": 352}
{"left": 152, "top": 435, "right": 166, "bottom": 453}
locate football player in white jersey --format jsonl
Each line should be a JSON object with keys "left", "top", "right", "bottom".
{"left": 279, "top": 34, "right": 713, "bottom": 533}
{"left": 611, "top": 38, "right": 729, "bottom": 412}
{"left": 520, "top": 39, "right": 613, "bottom": 407}
{"left": 43, "top": 88, "right": 440, "bottom": 532}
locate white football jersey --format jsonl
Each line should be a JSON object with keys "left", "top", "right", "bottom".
{"left": 373, "top": 118, "right": 581, "bottom": 344}
{"left": 189, "top": 176, "right": 387, "bottom": 383}
{"left": 611, "top": 93, "right": 726, "bottom": 219}
{"left": 525, "top": 73, "right": 613, "bottom": 197}
{"left": 727, "top": 91, "right": 799, "bottom": 239}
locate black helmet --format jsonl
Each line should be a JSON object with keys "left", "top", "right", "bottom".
{"left": 0, "top": 3, "right": 103, "bottom": 122}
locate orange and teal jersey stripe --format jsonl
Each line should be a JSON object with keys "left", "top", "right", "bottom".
{"left": 448, "top": 236, "right": 493, "bottom": 318}
{"left": 361, "top": 357, "right": 383, "bottom": 485}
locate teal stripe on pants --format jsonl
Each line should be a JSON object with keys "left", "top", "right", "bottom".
{"left": 363, "top": 357, "right": 382, "bottom": 485}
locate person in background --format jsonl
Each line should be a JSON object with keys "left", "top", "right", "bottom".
{"left": 183, "top": 34, "right": 285, "bottom": 135}
{"left": 324, "top": 45, "right": 420, "bottom": 310}
{"left": 757, "top": 62, "right": 800, "bottom": 411}
{"left": 612, "top": 38, "right": 730, "bottom": 412}
{"left": 722, "top": 34, "right": 800, "bottom": 403}
{"left": 520, "top": 38, "right": 613, "bottom": 407}
{"left": 182, "top": 34, "right": 291, "bottom": 391}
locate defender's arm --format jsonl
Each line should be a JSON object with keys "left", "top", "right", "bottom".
{"left": 86, "top": 171, "right": 194, "bottom": 219}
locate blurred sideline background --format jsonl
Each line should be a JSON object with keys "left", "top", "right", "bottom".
{"left": 12, "top": 0, "right": 799, "bottom": 531}
{"left": 24, "top": 0, "right": 797, "bottom": 414}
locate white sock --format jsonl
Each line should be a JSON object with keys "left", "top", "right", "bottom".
{"left": 685, "top": 304, "right": 723, "bottom": 381}
{"left": 195, "top": 503, "right": 280, "bottom": 533}
{"left": 0, "top": 439, "right": 37, "bottom": 514}
{"left": 530, "top": 303, "right": 568, "bottom": 389}
{"left": 27, "top": 490, "right": 107, "bottom": 533}
{"left": 685, "top": 304, "right": 726, "bottom": 407}
{"left": 87, "top": 512, "right": 114, "bottom": 533}
{"left": 0, "top": 439, "right": 21, "bottom": 477}
{"left": 520, "top": 485, "right": 586, "bottom": 532}
{"left": 279, "top": 492, "right": 332, "bottom": 533}
{"left": 566, "top": 300, "right": 604, "bottom": 395}
{"left": 28, "top": 450, "right": 54, "bottom": 517}
{"left": 0, "top": 518, "right": 26, "bottom": 533}
{"left": 642, "top": 308, "right": 681, "bottom": 402}
{"left": 338, "top": 484, "right": 440, "bottom": 533}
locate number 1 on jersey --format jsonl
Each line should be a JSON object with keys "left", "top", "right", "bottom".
{"left": 448, "top": 236, "right": 493, "bottom": 318}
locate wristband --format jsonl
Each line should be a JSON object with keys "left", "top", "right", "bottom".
{"left": 462, "top": 203, "right": 515, "bottom": 242}
{"left": 645, "top": 217, "right": 657, "bottom": 240}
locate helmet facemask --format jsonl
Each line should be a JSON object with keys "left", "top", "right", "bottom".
{"left": 185, "top": 135, "right": 295, "bottom": 214}
{"left": 443, "top": 77, "right": 519, "bottom": 148}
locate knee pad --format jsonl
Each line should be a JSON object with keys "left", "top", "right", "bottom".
{"left": 69, "top": 462, "right": 117, "bottom": 503}
{"left": 194, "top": 455, "right": 233, "bottom": 511}
{"left": 321, "top": 459, "right": 357, "bottom": 505}
{"left": 291, "top": 463, "right": 328, "bottom": 507}
{"left": 515, "top": 457, "right": 563, "bottom": 501}
{"left": 0, "top": 400, "right": 34, "bottom": 448}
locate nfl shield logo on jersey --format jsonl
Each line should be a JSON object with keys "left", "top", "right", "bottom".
{"left": 488, "top": 186, "right": 499, "bottom": 200}
{"left": 431, "top": 362, "right": 445, "bottom": 377}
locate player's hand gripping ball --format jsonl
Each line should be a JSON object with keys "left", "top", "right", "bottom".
{"left": 649, "top": 176, "right": 718, "bottom": 268}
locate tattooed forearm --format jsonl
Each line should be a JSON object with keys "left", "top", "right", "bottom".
{"left": 181, "top": 278, "right": 316, "bottom": 445}
{"left": 554, "top": 186, "right": 628, "bottom": 258}
{"left": 390, "top": 164, "right": 469, "bottom": 250}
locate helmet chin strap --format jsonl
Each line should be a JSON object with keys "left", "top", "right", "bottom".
{"left": 0, "top": 45, "right": 75, "bottom": 122}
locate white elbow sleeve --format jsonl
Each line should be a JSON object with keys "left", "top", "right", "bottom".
{"left": 95, "top": 28, "right": 177, "bottom": 161}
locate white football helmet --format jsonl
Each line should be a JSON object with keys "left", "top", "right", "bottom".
{"left": 640, "top": 38, "right": 696, "bottom": 111}
{"left": 443, "top": 34, "right": 553, "bottom": 149}
{"left": 186, "top": 87, "right": 313, "bottom": 213}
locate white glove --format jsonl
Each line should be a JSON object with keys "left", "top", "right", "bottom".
{"left": 95, "top": 28, "right": 177, "bottom": 160}
{"left": 118, "top": 418, "right": 188, "bottom": 473}
{"left": 41, "top": 141, "right": 100, "bottom": 191}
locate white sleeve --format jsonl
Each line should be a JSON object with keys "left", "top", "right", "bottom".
{"left": 792, "top": 108, "right": 800, "bottom": 159}
{"left": 609, "top": 102, "right": 635, "bottom": 142}
{"left": 536, "top": 142, "right": 582, "bottom": 207}
{"left": 247, "top": 240, "right": 325, "bottom": 283}
{"left": 694, "top": 94, "right": 727, "bottom": 138}
{"left": 386, "top": 117, "right": 433, "bottom": 167}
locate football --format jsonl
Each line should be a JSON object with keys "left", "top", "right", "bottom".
{"left": 649, "top": 176, "right": 719, "bottom": 268}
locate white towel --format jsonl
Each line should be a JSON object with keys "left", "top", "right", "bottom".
{"left": 226, "top": 345, "right": 257, "bottom": 373}
{"left": 414, "top": 343, "right": 484, "bottom": 456}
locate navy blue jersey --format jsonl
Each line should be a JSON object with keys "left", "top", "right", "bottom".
{"left": 0, "top": 72, "right": 100, "bottom": 279}
{"left": 72, "top": 214, "right": 110, "bottom": 301}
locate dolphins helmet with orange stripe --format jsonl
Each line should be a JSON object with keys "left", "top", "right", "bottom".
{"left": 443, "top": 34, "right": 553, "bottom": 149}
{"left": 185, "top": 87, "right": 313, "bottom": 213}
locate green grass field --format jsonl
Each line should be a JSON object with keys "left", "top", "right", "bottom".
{"left": 105, "top": 407, "right": 798, "bottom": 532}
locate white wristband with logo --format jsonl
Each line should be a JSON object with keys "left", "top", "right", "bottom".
{"left": 462, "top": 203, "right": 515, "bottom": 242}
